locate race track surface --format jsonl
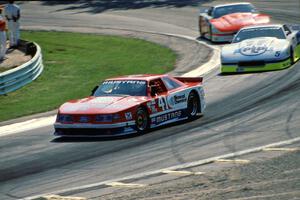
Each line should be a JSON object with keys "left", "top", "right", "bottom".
{"left": 0, "top": 1, "right": 300, "bottom": 199}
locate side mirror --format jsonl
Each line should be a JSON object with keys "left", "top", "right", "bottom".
{"left": 150, "top": 85, "right": 158, "bottom": 96}
{"left": 91, "top": 86, "right": 99, "bottom": 96}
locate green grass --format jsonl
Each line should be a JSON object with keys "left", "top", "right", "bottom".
{"left": 0, "top": 31, "right": 176, "bottom": 122}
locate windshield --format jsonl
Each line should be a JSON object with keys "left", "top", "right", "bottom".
{"left": 232, "top": 27, "right": 286, "bottom": 43}
{"left": 93, "top": 80, "right": 147, "bottom": 97}
{"left": 213, "top": 4, "right": 256, "bottom": 18}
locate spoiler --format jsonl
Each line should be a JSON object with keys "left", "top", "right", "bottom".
{"left": 174, "top": 77, "right": 203, "bottom": 84}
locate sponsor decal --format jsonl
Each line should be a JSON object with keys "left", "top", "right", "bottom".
{"left": 158, "top": 96, "right": 169, "bottom": 110}
{"left": 275, "top": 51, "right": 281, "bottom": 57}
{"left": 103, "top": 80, "right": 146, "bottom": 85}
{"left": 147, "top": 100, "right": 158, "bottom": 113}
{"left": 174, "top": 94, "right": 187, "bottom": 104}
{"left": 153, "top": 110, "right": 182, "bottom": 124}
{"left": 168, "top": 96, "right": 175, "bottom": 108}
{"left": 125, "top": 112, "right": 132, "bottom": 120}
{"left": 239, "top": 40, "right": 273, "bottom": 56}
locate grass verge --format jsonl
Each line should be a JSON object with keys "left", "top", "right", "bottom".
{"left": 0, "top": 31, "right": 176, "bottom": 122}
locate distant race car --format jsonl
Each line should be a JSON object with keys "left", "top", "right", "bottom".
{"left": 199, "top": 2, "right": 270, "bottom": 42}
{"left": 221, "top": 24, "right": 300, "bottom": 73}
{"left": 54, "top": 74, "right": 206, "bottom": 137}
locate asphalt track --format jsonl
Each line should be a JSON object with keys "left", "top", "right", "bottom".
{"left": 0, "top": 1, "right": 300, "bottom": 199}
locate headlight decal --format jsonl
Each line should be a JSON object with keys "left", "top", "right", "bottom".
{"left": 57, "top": 114, "right": 73, "bottom": 123}
{"left": 95, "top": 115, "right": 113, "bottom": 122}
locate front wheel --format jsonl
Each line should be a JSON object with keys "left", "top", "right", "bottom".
{"left": 187, "top": 92, "right": 200, "bottom": 119}
{"left": 135, "top": 107, "right": 149, "bottom": 133}
{"left": 290, "top": 48, "right": 295, "bottom": 65}
{"left": 209, "top": 25, "right": 213, "bottom": 41}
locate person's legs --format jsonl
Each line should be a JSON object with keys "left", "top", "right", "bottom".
{"left": 14, "top": 21, "right": 20, "bottom": 46}
{"left": 7, "top": 21, "right": 14, "bottom": 47}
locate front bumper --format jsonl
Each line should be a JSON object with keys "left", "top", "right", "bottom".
{"left": 221, "top": 57, "right": 292, "bottom": 73}
{"left": 54, "top": 121, "right": 136, "bottom": 137}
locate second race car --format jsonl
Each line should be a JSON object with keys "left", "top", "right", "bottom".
{"left": 54, "top": 74, "right": 206, "bottom": 137}
{"left": 199, "top": 2, "right": 270, "bottom": 42}
{"left": 221, "top": 24, "right": 300, "bottom": 73}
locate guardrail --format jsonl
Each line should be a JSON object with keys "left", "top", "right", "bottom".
{"left": 0, "top": 42, "right": 43, "bottom": 95}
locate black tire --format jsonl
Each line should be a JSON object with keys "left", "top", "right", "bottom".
{"left": 135, "top": 107, "right": 149, "bottom": 133}
{"left": 187, "top": 92, "right": 200, "bottom": 119}
{"left": 290, "top": 48, "right": 295, "bottom": 65}
{"left": 209, "top": 25, "right": 213, "bottom": 41}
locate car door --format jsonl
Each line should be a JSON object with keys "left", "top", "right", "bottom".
{"left": 149, "top": 78, "right": 169, "bottom": 112}
{"left": 148, "top": 78, "right": 176, "bottom": 127}
{"left": 283, "top": 25, "right": 297, "bottom": 48}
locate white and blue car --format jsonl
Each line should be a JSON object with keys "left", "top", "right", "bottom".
{"left": 221, "top": 24, "right": 300, "bottom": 73}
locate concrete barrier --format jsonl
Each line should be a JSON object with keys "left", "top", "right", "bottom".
{"left": 0, "top": 42, "right": 43, "bottom": 95}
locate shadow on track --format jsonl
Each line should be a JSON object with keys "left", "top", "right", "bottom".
{"left": 41, "top": 0, "right": 212, "bottom": 14}
{"left": 218, "top": 67, "right": 295, "bottom": 76}
{"left": 196, "top": 36, "right": 229, "bottom": 46}
{"left": 51, "top": 118, "right": 200, "bottom": 143}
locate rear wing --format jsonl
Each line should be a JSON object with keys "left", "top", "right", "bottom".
{"left": 174, "top": 77, "right": 203, "bottom": 85}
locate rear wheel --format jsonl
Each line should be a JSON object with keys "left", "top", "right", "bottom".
{"left": 135, "top": 107, "right": 149, "bottom": 133}
{"left": 187, "top": 92, "right": 200, "bottom": 119}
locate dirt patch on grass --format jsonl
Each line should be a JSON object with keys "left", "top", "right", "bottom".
{"left": 0, "top": 48, "right": 32, "bottom": 73}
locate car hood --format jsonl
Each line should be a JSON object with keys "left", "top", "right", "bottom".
{"left": 222, "top": 37, "right": 290, "bottom": 63}
{"left": 221, "top": 37, "right": 289, "bottom": 63}
{"left": 59, "top": 96, "right": 148, "bottom": 114}
{"left": 211, "top": 13, "right": 270, "bottom": 32}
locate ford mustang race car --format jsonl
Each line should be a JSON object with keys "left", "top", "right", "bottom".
{"left": 221, "top": 24, "right": 300, "bottom": 73}
{"left": 54, "top": 74, "right": 206, "bottom": 137}
{"left": 199, "top": 2, "right": 270, "bottom": 42}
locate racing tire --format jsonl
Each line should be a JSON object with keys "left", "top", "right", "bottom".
{"left": 135, "top": 107, "right": 150, "bottom": 133}
{"left": 187, "top": 92, "right": 200, "bottom": 120}
{"left": 209, "top": 25, "right": 213, "bottom": 41}
{"left": 290, "top": 48, "right": 295, "bottom": 65}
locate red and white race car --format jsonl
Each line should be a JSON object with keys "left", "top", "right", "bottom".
{"left": 54, "top": 74, "right": 206, "bottom": 137}
{"left": 199, "top": 2, "right": 270, "bottom": 42}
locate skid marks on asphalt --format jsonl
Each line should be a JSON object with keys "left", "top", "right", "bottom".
{"left": 25, "top": 141, "right": 300, "bottom": 200}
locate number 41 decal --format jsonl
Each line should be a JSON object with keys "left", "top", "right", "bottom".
{"left": 158, "top": 96, "right": 169, "bottom": 110}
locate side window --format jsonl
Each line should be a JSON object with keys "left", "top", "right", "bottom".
{"left": 149, "top": 78, "right": 167, "bottom": 95}
{"left": 283, "top": 25, "right": 292, "bottom": 36}
{"left": 207, "top": 7, "right": 213, "bottom": 16}
{"left": 162, "top": 77, "right": 181, "bottom": 90}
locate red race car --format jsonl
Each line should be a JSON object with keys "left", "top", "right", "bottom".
{"left": 199, "top": 2, "right": 270, "bottom": 42}
{"left": 54, "top": 74, "right": 206, "bottom": 137}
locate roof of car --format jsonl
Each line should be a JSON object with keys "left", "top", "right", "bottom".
{"left": 214, "top": 2, "right": 252, "bottom": 9}
{"left": 105, "top": 74, "right": 167, "bottom": 81}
